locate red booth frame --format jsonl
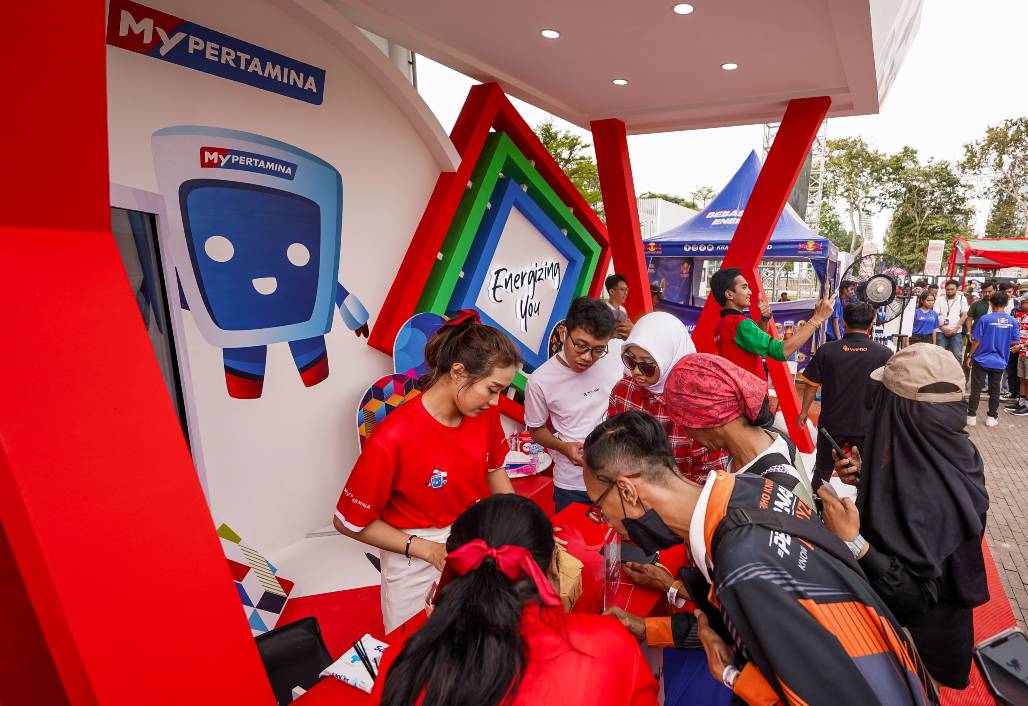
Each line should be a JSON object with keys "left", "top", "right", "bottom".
{"left": 1, "top": 3, "right": 834, "bottom": 701}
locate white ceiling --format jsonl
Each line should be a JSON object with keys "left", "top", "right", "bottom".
{"left": 329, "top": 0, "right": 922, "bottom": 133}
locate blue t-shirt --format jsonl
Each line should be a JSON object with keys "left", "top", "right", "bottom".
{"left": 826, "top": 295, "right": 855, "bottom": 341}
{"left": 972, "top": 312, "right": 1020, "bottom": 369}
{"left": 912, "top": 308, "right": 939, "bottom": 335}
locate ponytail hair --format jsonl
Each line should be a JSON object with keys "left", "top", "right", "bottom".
{"left": 420, "top": 313, "right": 520, "bottom": 389}
{"left": 378, "top": 495, "right": 556, "bottom": 706}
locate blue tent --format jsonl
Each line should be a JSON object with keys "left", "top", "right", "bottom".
{"left": 643, "top": 151, "right": 839, "bottom": 368}
{"left": 645, "top": 150, "right": 837, "bottom": 272}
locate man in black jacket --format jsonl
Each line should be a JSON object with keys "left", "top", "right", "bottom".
{"left": 798, "top": 302, "right": 892, "bottom": 490}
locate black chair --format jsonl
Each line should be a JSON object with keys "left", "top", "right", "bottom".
{"left": 255, "top": 617, "right": 334, "bottom": 705}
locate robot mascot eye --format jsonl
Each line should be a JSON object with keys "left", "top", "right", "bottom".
{"left": 153, "top": 126, "right": 371, "bottom": 399}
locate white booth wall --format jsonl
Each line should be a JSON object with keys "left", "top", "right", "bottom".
{"left": 105, "top": 0, "right": 459, "bottom": 572}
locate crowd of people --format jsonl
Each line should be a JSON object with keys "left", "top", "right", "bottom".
{"left": 329, "top": 268, "right": 1023, "bottom": 706}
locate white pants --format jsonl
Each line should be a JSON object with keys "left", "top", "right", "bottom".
{"left": 380, "top": 525, "right": 451, "bottom": 633}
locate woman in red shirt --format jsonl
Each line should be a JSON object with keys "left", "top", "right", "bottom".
{"left": 608, "top": 312, "right": 728, "bottom": 485}
{"left": 372, "top": 494, "right": 658, "bottom": 706}
{"left": 334, "top": 312, "right": 520, "bottom": 632}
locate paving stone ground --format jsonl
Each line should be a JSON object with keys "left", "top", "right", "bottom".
{"left": 970, "top": 407, "right": 1028, "bottom": 630}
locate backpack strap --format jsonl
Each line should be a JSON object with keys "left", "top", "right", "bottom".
{"left": 711, "top": 506, "right": 865, "bottom": 578}
{"left": 743, "top": 452, "right": 803, "bottom": 490}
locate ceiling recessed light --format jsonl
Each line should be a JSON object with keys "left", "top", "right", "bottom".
{"left": 672, "top": 3, "right": 695, "bottom": 14}
{"left": 612, "top": 78, "right": 629, "bottom": 86}
{"left": 540, "top": 29, "right": 560, "bottom": 39}
{"left": 721, "top": 62, "right": 739, "bottom": 71}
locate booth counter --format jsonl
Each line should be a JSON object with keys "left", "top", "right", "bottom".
{"left": 293, "top": 501, "right": 686, "bottom": 705}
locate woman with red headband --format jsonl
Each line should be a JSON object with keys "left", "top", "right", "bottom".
{"left": 372, "top": 494, "right": 658, "bottom": 706}
{"left": 334, "top": 312, "right": 521, "bottom": 632}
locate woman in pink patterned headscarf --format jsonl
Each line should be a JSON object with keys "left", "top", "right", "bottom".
{"left": 663, "top": 354, "right": 813, "bottom": 505}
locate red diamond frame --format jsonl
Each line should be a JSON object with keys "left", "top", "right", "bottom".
{"left": 367, "top": 83, "right": 612, "bottom": 422}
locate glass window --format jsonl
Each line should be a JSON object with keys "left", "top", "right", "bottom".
{"left": 109, "top": 207, "right": 189, "bottom": 438}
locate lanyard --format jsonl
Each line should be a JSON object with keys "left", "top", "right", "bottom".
{"left": 944, "top": 296, "right": 960, "bottom": 319}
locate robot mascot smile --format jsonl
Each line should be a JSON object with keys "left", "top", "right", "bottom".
{"left": 152, "top": 126, "right": 369, "bottom": 399}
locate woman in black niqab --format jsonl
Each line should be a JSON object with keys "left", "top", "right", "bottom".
{"left": 822, "top": 358, "right": 989, "bottom": 689}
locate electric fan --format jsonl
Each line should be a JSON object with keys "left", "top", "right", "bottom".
{"left": 840, "top": 253, "right": 913, "bottom": 324}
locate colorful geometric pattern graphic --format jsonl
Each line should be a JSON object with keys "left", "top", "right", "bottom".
{"left": 217, "top": 523, "right": 294, "bottom": 636}
{"left": 369, "top": 83, "right": 613, "bottom": 420}
{"left": 392, "top": 312, "right": 446, "bottom": 380}
{"left": 418, "top": 132, "right": 601, "bottom": 386}
{"left": 356, "top": 373, "right": 420, "bottom": 449}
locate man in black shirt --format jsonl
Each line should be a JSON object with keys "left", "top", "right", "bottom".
{"left": 799, "top": 302, "right": 892, "bottom": 489}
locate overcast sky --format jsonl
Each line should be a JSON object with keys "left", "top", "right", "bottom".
{"left": 415, "top": 0, "right": 1028, "bottom": 243}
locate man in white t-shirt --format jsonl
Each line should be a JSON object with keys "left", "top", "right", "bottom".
{"left": 935, "top": 279, "right": 969, "bottom": 362}
{"left": 605, "top": 273, "right": 634, "bottom": 339}
{"left": 525, "top": 297, "right": 625, "bottom": 512}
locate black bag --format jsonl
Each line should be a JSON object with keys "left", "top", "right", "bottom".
{"left": 255, "top": 617, "right": 334, "bottom": 705}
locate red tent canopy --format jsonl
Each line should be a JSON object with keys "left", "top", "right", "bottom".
{"left": 946, "top": 237, "right": 1028, "bottom": 283}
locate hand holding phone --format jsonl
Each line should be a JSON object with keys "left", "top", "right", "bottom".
{"left": 820, "top": 428, "right": 862, "bottom": 484}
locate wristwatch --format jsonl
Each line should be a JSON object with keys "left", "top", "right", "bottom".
{"left": 845, "top": 534, "right": 867, "bottom": 559}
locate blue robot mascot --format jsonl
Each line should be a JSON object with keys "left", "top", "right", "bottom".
{"left": 152, "top": 126, "right": 369, "bottom": 399}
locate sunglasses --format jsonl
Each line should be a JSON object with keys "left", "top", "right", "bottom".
{"left": 584, "top": 473, "right": 641, "bottom": 524}
{"left": 622, "top": 353, "right": 658, "bottom": 378}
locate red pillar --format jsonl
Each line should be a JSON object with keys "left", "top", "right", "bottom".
{"left": 0, "top": 3, "right": 275, "bottom": 704}
{"left": 592, "top": 118, "right": 654, "bottom": 320}
{"left": 693, "top": 97, "right": 831, "bottom": 453}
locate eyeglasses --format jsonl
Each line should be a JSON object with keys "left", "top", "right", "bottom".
{"left": 566, "top": 335, "right": 608, "bottom": 359}
{"left": 622, "top": 353, "right": 658, "bottom": 378}
{"left": 584, "top": 473, "right": 641, "bottom": 524}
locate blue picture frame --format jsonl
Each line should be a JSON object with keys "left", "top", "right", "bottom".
{"left": 450, "top": 176, "right": 586, "bottom": 369}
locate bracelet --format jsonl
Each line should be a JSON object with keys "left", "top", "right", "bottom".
{"left": 404, "top": 535, "right": 418, "bottom": 566}
{"left": 722, "top": 665, "right": 740, "bottom": 690}
{"left": 667, "top": 582, "right": 687, "bottom": 609}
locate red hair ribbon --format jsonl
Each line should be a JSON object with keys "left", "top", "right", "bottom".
{"left": 432, "top": 539, "right": 561, "bottom": 608}
{"left": 441, "top": 309, "right": 481, "bottom": 330}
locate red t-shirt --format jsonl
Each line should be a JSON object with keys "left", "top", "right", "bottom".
{"left": 336, "top": 397, "right": 508, "bottom": 531}
{"left": 370, "top": 606, "right": 658, "bottom": 706}
{"left": 1018, "top": 310, "right": 1028, "bottom": 357}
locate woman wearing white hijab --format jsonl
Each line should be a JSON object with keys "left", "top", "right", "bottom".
{"left": 607, "top": 312, "right": 728, "bottom": 484}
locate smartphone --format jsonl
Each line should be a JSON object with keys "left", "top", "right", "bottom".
{"left": 976, "top": 629, "right": 1028, "bottom": 705}
{"left": 819, "top": 427, "right": 858, "bottom": 479}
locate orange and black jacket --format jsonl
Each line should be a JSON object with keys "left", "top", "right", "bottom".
{"left": 649, "top": 464, "right": 938, "bottom": 706}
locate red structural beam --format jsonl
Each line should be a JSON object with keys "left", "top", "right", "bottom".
{"left": 0, "top": 3, "right": 275, "bottom": 705}
{"left": 692, "top": 97, "right": 831, "bottom": 453}
{"left": 592, "top": 118, "right": 654, "bottom": 320}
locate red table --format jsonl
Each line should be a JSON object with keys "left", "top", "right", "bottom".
{"left": 294, "top": 502, "right": 682, "bottom": 705}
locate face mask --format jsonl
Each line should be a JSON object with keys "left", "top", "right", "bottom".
{"left": 619, "top": 489, "right": 681, "bottom": 554}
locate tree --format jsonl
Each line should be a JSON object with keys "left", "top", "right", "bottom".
{"left": 534, "top": 120, "right": 603, "bottom": 218}
{"left": 883, "top": 154, "right": 973, "bottom": 272}
{"left": 960, "top": 117, "right": 1028, "bottom": 236}
{"left": 638, "top": 191, "right": 699, "bottom": 210}
{"left": 818, "top": 202, "right": 861, "bottom": 253}
{"left": 691, "top": 186, "right": 716, "bottom": 208}
{"left": 823, "top": 137, "right": 891, "bottom": 253}
{"left": 985, "top": 191, "right": 1027, "bottom": 237}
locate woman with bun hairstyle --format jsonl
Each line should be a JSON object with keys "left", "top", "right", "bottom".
{"left": 372, "top": 494, "right": 658, "bottom": 706}
{"left": 334, "top": 311, "right": 521, "bottom": 632}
